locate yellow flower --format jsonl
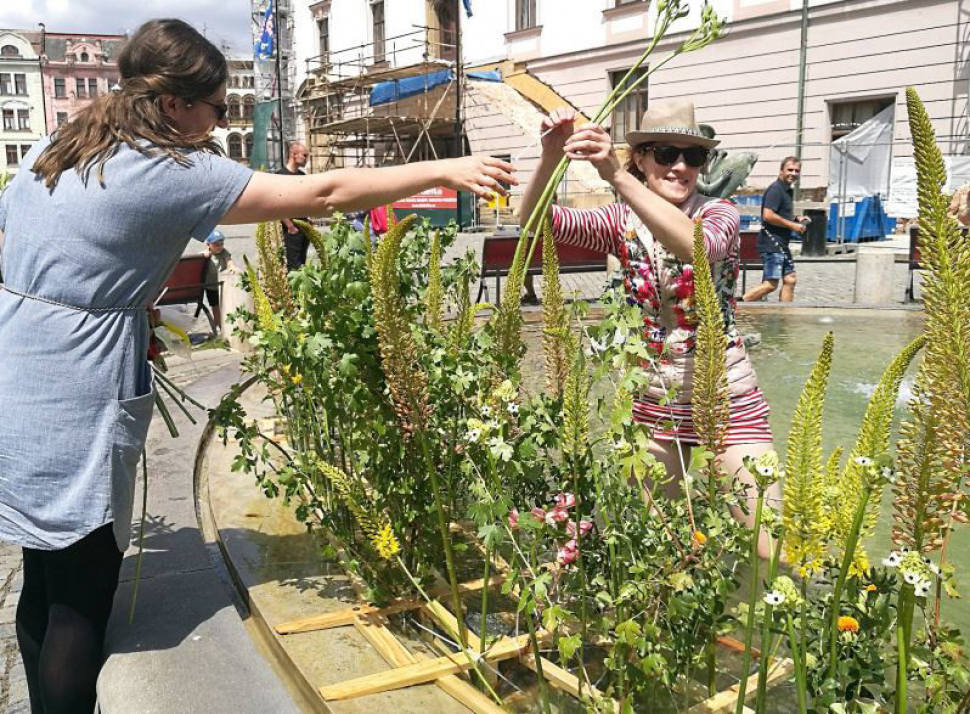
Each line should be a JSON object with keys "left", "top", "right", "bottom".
{"left": 693, "top": 531, "right": 708, "bottom": 547}
{"left": 866, "top": 584, "right": 878, "bottom": 594}
{"left": 291, "top": 373, "right": 303, "bottom": 386}
{"left": 837, "top": 616, "right": 860, "bottom": 633}
{"left": 372, "top": 524, "right": 400, "bottom": 561}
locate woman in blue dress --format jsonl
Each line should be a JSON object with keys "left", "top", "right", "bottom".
{"left": 0, "top": 19, "right": 514, "bottom": 713}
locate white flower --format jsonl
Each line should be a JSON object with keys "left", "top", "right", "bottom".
{"left": 854, "top": 456, "right": 874, "bottom": 467}
{"left": 507, "top": 403, "right": 519, "bottom": 416}
{"left": 589, "top": 338, "right": 607, "bottom": 353}
{"left": 903, "top": 570, "right": 922, "bottom": 586}
{"left": 882, "top": 551, "right": 902, "bottom": 568}
{"left": 764, "top": 591, "right": 786, "bottom": 606}
{"left": 612, "top": 328, "right": 626, "bottom": 346}
{"left": 756, "top": 464, "right": 775, "bottom": 478}
{"left": 480, "top": 405, "right": 492, "bottom": 418}
{"left": 880, "top": 466, "right": 894, "bottom": 481}
{"left": 922, "top": 557, "right": 941, "bottom": 576}
{"left": 900, "top": 546, "right": 911, "bottom": 554}
{"left": 914, "top": 579, "right": 932, "bottom": 597}
{"left": 467, "top": 428, "right": 482, "bottom": 443}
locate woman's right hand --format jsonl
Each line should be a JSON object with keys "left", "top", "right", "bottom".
{"left": 438, "top": 156, "right": 518, "bottom": 199}
{"left": 540, "top": 107, "right": 576, "bottom": 156}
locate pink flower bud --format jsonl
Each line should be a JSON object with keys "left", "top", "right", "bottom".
{"left": 555, "top": 493, "right": 576, "bottom": 509}
{"left": 550, "top": 507, "right": 570, "bottom": 524}
{"left": 508, "top": 508, "right": 519, "bottom": 529}
{"left": 530, "top": 507, "right": 546, "bottom": 523}
{"left": 566, "top": 520, "right": 594, "bottom": 538}
{"left": 557, "top": 539, "right": 579, "bottom": 565}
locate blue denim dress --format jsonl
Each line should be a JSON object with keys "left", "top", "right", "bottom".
{"left": 0, "top": 138, "right": 252, "bottom": 550}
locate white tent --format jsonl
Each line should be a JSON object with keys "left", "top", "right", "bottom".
{"left": 828, "top": 103, "right": 895, "bottom": 201}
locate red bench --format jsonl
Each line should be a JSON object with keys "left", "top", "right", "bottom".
{"left": 476, "top": 234, "right": 607, "bottom": 305}
{"left": 154, "top": 254, "right": 218, "bottom": 334}
{"left": 738, "top": 230, "right": 762, "bottom": 294}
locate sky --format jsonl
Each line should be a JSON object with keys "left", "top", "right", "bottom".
{"left": 0, "top": 0, "right": 256, "bottom": 57}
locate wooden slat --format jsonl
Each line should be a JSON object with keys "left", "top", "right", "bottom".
{"left": 276, "top": 575, "right": 507, "bottom": 635}
{"left": 352, "top": 612, "right": 505, "bottom": 714}
{"left": 518, "top": 651, "right": 620, "bottom": 713}
{"left": 320, "top": 633, "right": 543, "bottom": 701}
{"left": 687, "top": 658, "right": 795, "bottom": 714}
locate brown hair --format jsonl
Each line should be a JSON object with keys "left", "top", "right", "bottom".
{"left": 780, "top": 156, "right": 802, "bottom": 170}
{"left": 33, "top": 19, "right": 227, "bottom": 188}
{"left": 626, "top": 143, "right": 649, "bottom": 183}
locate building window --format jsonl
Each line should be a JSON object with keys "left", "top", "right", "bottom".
{"left": 227, "top": 133, "right": 243, "bottom": 160}
{"left": 515, "top": 0, "right": 537, "bottom": 31}
{"left": 372, "top": 1, "right": 386, "bottom": 64}
{"left": 54, "top": 78, "right": 66, "bottom": 98}
{"left": 20, "top": 144, "right": 30, "bottom": 159}
{"left": 227, "top": 95, "right": 242, "bottom": 121}
{"left": 830, "top": 97, "right": 895, "bottom": 140}
{"left": 0, "top": 74, "right": 10, "bottom": 95}
{"left": 317, "top": 17, "right": 330, "bottom": 65}
{"left": 1, "top": 45, "right": 20, "bottom": 58}
{"left": 88, "top": 78, "right": 98, "bottom": 97}
{"left": 5, "top": 144, "right": 19, "bottom": 166}
{"left": 80, "top": 52, "right": 90, "bottom": 62}
{"left": 242, "top": 95, "right": 255, "bottom": 120}
{"left": 56, "top": 111, "right": 68, "bottom": 127}
{"left": 610, "top": 68, "right": 649, "bottom": 146}
{"left": 17, "top": 109, "right": 29, "bottom": 131}
{"left": 2, "top": 110, "right": 13, "bottom": 131}
{"left": 244, "top": 133, "right": 253, "bottom": 158}
{"left": 76, "top": 78, "right": 86, "bottom": 98}
{"left": 616, "top": 0, "right": 640, "bottom": 5}
{"left": 14, "top": 74, "right": 26, "bottom": 95}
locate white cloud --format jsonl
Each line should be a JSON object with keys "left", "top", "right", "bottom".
{"left": 0, "top": 0, "right": 255, "bottom": 56}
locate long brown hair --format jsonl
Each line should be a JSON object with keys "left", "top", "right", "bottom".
{"left": 33, "top": 19, "right": 228, "bottom": 188}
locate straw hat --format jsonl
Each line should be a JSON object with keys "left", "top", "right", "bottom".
{"left": 624, "top": 99, "right": 719, "bottom": 149}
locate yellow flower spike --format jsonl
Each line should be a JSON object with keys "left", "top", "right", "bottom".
{"left": 372, "top": 524, "right": 401, "bottom": 561}
{"left": 837, "top": 616, "right": 860, "bottom": 633}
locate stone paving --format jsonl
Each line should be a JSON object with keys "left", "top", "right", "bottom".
{"left": 0, "top": 226, "right": 919, "bottom": 713}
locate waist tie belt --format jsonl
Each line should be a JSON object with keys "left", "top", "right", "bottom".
{"left": 0, "top": 284, "right": 146, "bottom": 313}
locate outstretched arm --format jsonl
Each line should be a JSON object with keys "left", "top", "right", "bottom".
{"left": 222, "top": 156, "right": 516, "bottom": 225}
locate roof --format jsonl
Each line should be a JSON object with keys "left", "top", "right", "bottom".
{"left": 43, "top": 35, "right": 127, "bottom": 62}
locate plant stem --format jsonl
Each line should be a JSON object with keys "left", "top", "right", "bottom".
{"left": 572, "top": 468, "right": 588, "bottom": 700}
{"left": 479, "top": 548, "right": 491, "bottom": 656}
{"left": 127, "top": 450, "right": 149, "bottom": 623}
{"left": 828, "top": 486, "right": 871, "bottom": 682}
{"left": 525, "top": 609, "right": 552, "bottom": 714}
{"left": 418, "top": 433, "right": 468, "bottom": 648}
{"left": 786, "top": 614, "right": 809, "bottom": 714}
{"left": 754, "top": 526, "right": 786, "bottom": 714}
{"left": 896, "top": 586, "right": 915, "bottom": 714}
{"left": 735, "top": 487, "right": 766, "bottom": 713}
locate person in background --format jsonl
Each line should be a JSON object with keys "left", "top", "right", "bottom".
{"left": 200, "top": 229, "right": 236, "bottom": 335}
{"left": 741, "top": 157, "right": 805, "bottom": 302}
{"left": 276, "top": 141, "right": 311, "bottom": 271}
{"left": 0, "top": 18, "right": 514, "bottom": 712}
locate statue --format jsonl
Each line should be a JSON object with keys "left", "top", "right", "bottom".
{"left": 695, "top": 124, "right": 759, "bottom": 199}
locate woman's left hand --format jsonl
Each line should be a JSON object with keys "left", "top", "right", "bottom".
{"left": 563, "top": 124, "right": 622, "bottom": 183}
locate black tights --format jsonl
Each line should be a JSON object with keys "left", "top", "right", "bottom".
{"left": 16, "top": 523, "right": 124, "bottom": 714}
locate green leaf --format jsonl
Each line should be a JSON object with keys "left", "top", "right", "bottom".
{"left": 558, "top": 634, "right": 582, "bottom": 663}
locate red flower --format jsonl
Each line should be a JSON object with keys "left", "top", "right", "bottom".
{"left": 566, "top": 520, "right": 594, "bottom": 538}
{"left": 555, "top": 493, "right": 576, "bottom": 509}
{"left": 550, "top": 507, "right": 570, "bottom": 524}
{"left": 508, "top": 508, "right": 519, "bottom": 529}
{"left": 557, "top": 539, "right": 579, "bottom": 565}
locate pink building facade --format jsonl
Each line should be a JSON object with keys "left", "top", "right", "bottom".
{"left": 41, "top": 33, "right": 124, "bottom": 132}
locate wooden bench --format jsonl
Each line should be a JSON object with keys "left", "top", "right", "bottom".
{"left": 476, "top": 233, "right": 607, "bottom": 305}
{"left": 154, "top": 254, "right": 219, "bottom": 334}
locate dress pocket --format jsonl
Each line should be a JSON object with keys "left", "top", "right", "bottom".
{"left": 109, "top": 376, "right": 156, "bottom": 549}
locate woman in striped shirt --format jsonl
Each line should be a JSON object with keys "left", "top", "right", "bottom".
{"left": 520, "top": 100, "right": 779, "bottom": 556}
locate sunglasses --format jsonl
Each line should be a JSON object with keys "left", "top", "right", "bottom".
{"left": 197, "top": 99, "right": 229, "bottom": 122}
{"left": 643, "top": 145, "right": 710, "bottom": 168}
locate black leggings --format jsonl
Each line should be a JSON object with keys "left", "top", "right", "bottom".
{"left": 16, "top": 523, "right": 124, "bottom": 714}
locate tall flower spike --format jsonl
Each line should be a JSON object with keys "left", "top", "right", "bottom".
{"left": 292, "top": 219, "right": 328, "bottom": 268}
{"left": 244, "top": 256, "right": 276, "bottom": 332}
{"left": 892, "top": 87, "right": 970, "bottom": 553}
{"left": 831, "top": 336, "right": 924, "bottom": 571}
{"left": 691, "top": 218, "right": 729, "bottom": 461}
{"left": 370, "top": 214, "right": 431, "bottom": 435}
{"left": 315, "top": 460, "right": 400, "bottom": 561}
{"left": 541, "top": 216, "right": 568, "bottom": 396}
{"left": 782, "top": 332, "right": 834, "bottom": 574}
{"left": 254, "top": 220, "right": 294, "bottom": 313}
{"left": 425, "top": 229, "right": 444, "bottom": 331}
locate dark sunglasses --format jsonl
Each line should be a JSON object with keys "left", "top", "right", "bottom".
{"left": 644, "top": 145, "right": 710, "bottom": 168}
{"left": 197, "top": 99, "right": 228, "bottom": 122}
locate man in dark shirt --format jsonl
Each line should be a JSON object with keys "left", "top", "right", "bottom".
{"left": 275, "top": 141, "right": 311, "bottom": 271}
{"left": 742, "top": 157, "right": 806, "bottom": 302}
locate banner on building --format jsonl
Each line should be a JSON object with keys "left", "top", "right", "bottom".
{"left": 888, "top": 155, "right": 970, "bottom": 218}
{"left": 254, "top": 0, "right": 275, "bottom": 60}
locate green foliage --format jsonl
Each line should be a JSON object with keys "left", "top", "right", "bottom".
{"left": 254, "top": 220, "right": 293, "bottom": 313}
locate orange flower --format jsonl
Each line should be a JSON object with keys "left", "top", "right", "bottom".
{"left": 866, "top": 584, "right": 878, "bottom": 594}
{"left": 693, "top": 531, "right": 708, "bottom": 547}
{"left": 837, "top": 616, "right": 860, "bottom": 633}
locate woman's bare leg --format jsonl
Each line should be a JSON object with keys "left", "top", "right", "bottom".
{"left": 718, "top": 441, "right": 781, "bottom": 559}
{"left": 645, "top": 435, "right": 691, "bottom": 501}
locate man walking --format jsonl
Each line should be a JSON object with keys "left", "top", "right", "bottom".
{"left": 276, "top": 142, "right": 311, "bottom": 271}
{"left": 742, "top": 157, "right": 805, "bottom": 302}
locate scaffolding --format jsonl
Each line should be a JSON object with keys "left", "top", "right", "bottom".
{"left": 298, "top": 27, "right": 462, "bottom": 171}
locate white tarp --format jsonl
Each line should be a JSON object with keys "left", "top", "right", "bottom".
{"left": 887, "top": 156, "right": 970, "bottom": 218}
{"left": 828, "top": 104, "right": 895, "bottom": 201}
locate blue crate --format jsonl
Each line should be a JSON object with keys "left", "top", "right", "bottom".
{"left": 827, "top": 195, "right": 894, "bottom": 242}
